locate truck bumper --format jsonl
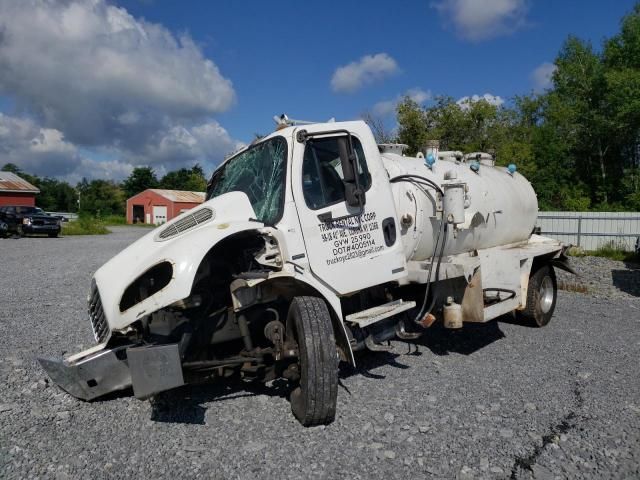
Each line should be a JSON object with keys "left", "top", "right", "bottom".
{"left": 38, "top": 345, "right": 132, "bottom": 400}
{"left": 38, "top": 343, "right": 184, "bottom": 401}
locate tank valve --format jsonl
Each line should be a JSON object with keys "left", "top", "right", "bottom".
{"left": 507, "top": 163, "right": 517, "bottom": 176}
{"left": 425, "top": 153, "right": 436, "bottom": 170}
{"left": 470, "top": 161, "right": 480, "bottom": 173}
{"left": 443, "top": 297, "right": 463, "bottom": 329}
{"left": 401, "top": 213, "right": 414, "bottom": 228}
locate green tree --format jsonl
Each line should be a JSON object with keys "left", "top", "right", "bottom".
{"left": 36, "top": 178, "right": 78, "bottom": 212}
{"left": 78, "top": 179, "right": 125, "bottom": 216}
{"left": 159, "top": 164, "right": 207, "bottom": 191}
{"left": 396, "top": 95, "right": 513, "bottom": 159}
{"left": 122, "top": 167, "right": 159, "bottom": 198}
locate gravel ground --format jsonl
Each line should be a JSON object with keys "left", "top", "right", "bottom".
{"left": 1, "top": 227, "right": 639, "bottom": 479}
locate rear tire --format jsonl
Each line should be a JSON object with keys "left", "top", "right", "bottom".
{"left": 517, "top": 264, "right": 557, "bottom": 327}
{"left": 287, "top": 296, "right": 338, "bottom": 426}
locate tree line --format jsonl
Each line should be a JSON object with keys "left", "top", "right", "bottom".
{"left": 0, "top": 163, "right": 207, "bottom": 216}
{"left": 374, "top": 4, "right": 640, "bottom": 211}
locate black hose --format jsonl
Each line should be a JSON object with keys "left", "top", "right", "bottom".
{"left": 389, "top": 174, "right": 444, "bottom": 195}
{"left": 388, "top": 173, "right": 449, "bottom": 325}
{"left": 413, "top": 219, "right": 448, "bottom": 325}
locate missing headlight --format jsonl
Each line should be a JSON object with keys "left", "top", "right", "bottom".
{"left": 119, "top": 261, "right": 173, "bottom": 312}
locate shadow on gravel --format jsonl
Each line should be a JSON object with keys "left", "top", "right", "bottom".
{"left": 413, "top": 320, "right": 506, "bottom": 356}
{"left": 340, "top": 321, "right": 506, "bottom": 383}
{"left": 612, "top": 261, "right": 640, "bottom": 297}
{"left": 149, "top": 378, "right": 290, "bottom": 425}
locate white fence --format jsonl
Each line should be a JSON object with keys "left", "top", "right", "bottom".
{"left": 536, "top": 211, "right": 640, "bottom": 251}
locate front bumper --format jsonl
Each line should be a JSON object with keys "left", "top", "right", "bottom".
{"left": 24, "top": 224, "right": 60, "bottom": 234}
{"left": 38, "top": 343, "right": 184, "bottom": 401}
{"left": 38, "top": 345, "right": 132, "bottom": 400}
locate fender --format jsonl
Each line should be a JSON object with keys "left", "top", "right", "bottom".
{"left": 247, "top": 268, "right": 355, "bottom": 366}
{"left": 94, "top": 191, "right": 262, "bottom": 332}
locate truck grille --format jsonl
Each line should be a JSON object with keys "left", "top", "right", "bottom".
{"left": 156, "top": 207, "right": 214, "bottom": 241}
{"left": 88, "top": 280, "right": 110, "bottom": 343}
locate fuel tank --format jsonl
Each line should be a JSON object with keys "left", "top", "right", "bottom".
{"left": 382, "top": 153, "right": 538, "bottom": 261}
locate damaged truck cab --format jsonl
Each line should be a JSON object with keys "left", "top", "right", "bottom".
{"left": 40, "top": 120, "right": 572, "bottom": 426}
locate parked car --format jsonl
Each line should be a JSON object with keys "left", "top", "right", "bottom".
{"left": 0, "top": 205, "right": 62, "bottom": 237}
{"left": 0, "top": 219, "right": 8, "bottom": 238}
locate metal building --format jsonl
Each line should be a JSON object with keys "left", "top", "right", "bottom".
{"left": 126, "top": 189, "right": 205, "bottom": 225}
{"left": 0, "top": 172, "right": 40, "bottom": 206}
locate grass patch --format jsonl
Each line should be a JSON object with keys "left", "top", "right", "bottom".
{"left": 62, "top": 216, "right": 110, "bottom": 235}
{"left": 590, "top": 241, "right": 638, "bottom": 262}
{"left": 101, "top": 214, "right": 127, "bottom": 225}
{"left": 99, "top": 214, "right": 155, "bottom": 228}
{"left": 568, "top": 241, "right": 639, "bottom": 263}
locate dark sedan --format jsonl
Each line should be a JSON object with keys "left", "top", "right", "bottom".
{"left": 0, "top": 206, "right": 61, "bottom": 237}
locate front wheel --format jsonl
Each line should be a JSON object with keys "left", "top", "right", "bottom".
{"left": 517, "top": 264, "right": 557, "bottom": 327}
{"left": 286, "top": 296, "right": 338, "bottom": 426}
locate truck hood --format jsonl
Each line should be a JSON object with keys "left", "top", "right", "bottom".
{"left": 93, "top": 191, "right": 260, "bottom": 333}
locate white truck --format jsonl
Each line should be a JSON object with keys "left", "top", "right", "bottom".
{"left": 40, "top": 119, "right": 573, "bottom": 426}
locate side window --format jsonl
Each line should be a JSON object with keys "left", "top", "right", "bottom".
{"left": 302, "top": 136, "right": 371, "bottom": 210}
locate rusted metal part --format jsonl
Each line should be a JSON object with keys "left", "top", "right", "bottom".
{"left": 461, "top": 268, "right": 484, "bottom": 323}
{"left": 395, "top": 319, "right": 422, "bottom": 340}
{"left": 0, "top": 171, "right": 40, "bottom": 193}
{"left": 418, "top": 312, "right": 436, "bottom": 328}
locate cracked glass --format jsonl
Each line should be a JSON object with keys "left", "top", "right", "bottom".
{"left": 206, "top": 137, "right": 287, "bottom": 224}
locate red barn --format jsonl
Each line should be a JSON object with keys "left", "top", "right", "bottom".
{"left": 126, "top": 189, "right": 205, "bottom": 225}
{"left": 0, "top": 171, "right": 40, "bottom": 206}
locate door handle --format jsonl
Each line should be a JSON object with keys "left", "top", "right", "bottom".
{"left": 382, "top": 217, "right": 396, "bottom": 247}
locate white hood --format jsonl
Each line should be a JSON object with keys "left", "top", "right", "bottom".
{"left": 94, "top": 191, "right": 260, "bottom": 331}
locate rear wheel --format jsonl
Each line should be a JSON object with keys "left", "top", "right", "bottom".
{"left": 286, "top": 296, "right": 338, "bottom": 426}
{"left": 517, "top": 264, "right": 557, "bottom": 327}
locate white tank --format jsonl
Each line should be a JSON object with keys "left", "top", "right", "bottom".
{"left": 382, "top": 153, "right": 538, "bottom": 261}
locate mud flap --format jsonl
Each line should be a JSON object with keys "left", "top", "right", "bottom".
{"left": 127, "top": 344, "right": 184, "bottom": 399}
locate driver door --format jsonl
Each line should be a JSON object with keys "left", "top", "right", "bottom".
{"left": 291, "top": 122, "right": 406, "bottom": 294}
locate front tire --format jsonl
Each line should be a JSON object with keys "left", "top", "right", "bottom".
{"left": 517, "top": 264, "right": 557, "bottom": 327}
{"left": 287, "top": 296, "right": 338, "bottom": 426}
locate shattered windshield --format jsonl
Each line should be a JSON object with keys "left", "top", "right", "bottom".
{"left": 206, "top": 136, "right": 288, "bottom": 225}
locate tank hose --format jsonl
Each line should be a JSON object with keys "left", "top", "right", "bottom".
{"left": 413, "top": 221, "right": 448, "bottom": 325}
{"left": 389, "top": 174, "right": 444, "bottom": 195}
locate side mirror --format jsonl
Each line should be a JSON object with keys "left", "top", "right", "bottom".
{"left": 337, "top": 136, "right": 366, "bottom": 208}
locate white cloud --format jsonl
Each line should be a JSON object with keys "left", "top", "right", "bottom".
{"left": 531, "top": 62, "right": 557, "bottom": 91}
{"left": 456, "top": 93, "right": 505, "bottom": 110}
{"left": 373, "top": 88, "right": 431, "bottom": 117}
{"left": 0, "top": 0, "right": 240, "bottom": 179}
{"left": 432, "top": 0, "right": 528, "bottom": 42}
{"left": 331, "top": 53, "right": 399, "bottom": 93}
{"left": 130, "top": 121, "right": 243, "bottom": 174}
{"left": 0, "top": 112, "right": 242, "bottom": 182}
{"left": 0, "top": 113, "right": 82, "bottom": 177}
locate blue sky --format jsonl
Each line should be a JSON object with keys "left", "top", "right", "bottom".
{"left": 0, "top": 0, "right": 637, "bottom": 182}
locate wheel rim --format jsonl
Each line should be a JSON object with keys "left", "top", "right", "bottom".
{"left": 539, "top": 275, "right": 554, "bottom": 314}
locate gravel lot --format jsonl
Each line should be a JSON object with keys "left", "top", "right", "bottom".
{"left": 1, "top": 227, "right": 639, "bottom": 479}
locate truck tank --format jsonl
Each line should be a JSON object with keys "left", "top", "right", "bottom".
{"left": 382, "top": 152, "right": 538, "bottom": 261}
